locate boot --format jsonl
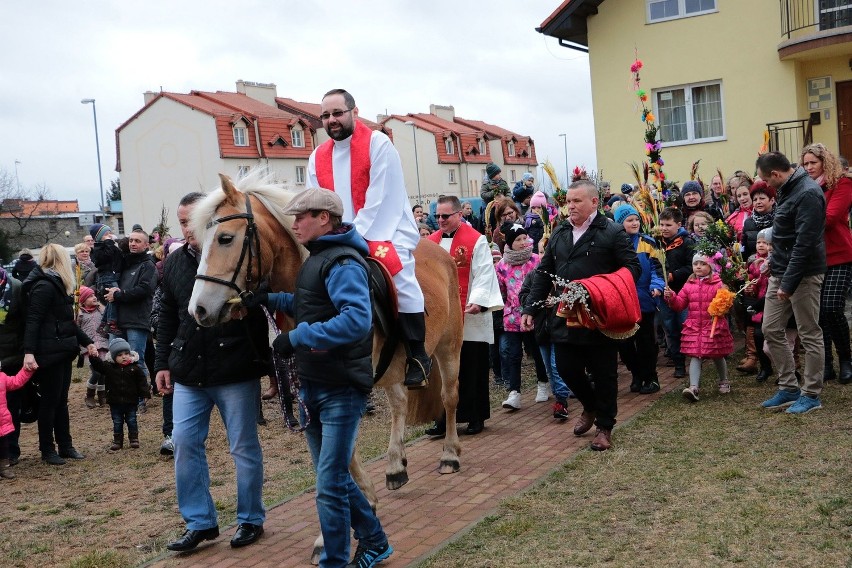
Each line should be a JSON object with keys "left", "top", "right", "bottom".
{"left": 399, "top": 312, "right": 432, "bottom": 389}
{"left": 110, "top": 433, "right": 123, "bottom": 451}
{"left": 129, "top": 431, "right": 140, "bottom": 449}
{"left": 84, "top": 388, "right": 97, "bottom": 409}
{"left": 839, "top": 360, "right": 852, "bottom": 384}
{"left": 737, "top": 328, "right": 759, "bottom": 373}
{"left": 282, "top": 390, "right": 299, "bottom": 428}
{"left": 261, "top": 377, "right": 278, "bottom": 401}
{"left": 425, "top": 415, "right": 446, "bottom": 437}
{"left": 591, "top": 428, "right": 612, "bottom": 451}
{"left": 97, "top": 391, "right": 107, "bottom": 407}
{"left": 756, "top": 365, "right": 772, "bottom": 383}
{"left": 0, "top": 458, "right": 14, "bottom": 479}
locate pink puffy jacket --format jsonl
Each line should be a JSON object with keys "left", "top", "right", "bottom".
{"left": 0, "top": 367, "right": 35, "bottom": 436}
{"left": 666, "top": 273, "right": 734, "bottom": 359}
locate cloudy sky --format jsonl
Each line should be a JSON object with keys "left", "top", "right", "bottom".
{"left": 1, "top": 0, "right": 597, "bottom": 211}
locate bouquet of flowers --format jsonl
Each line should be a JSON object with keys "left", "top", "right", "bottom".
{"left": 693, "top": 220, "right": 748, "bottom": 291}
{"left": 708, "top": 288, "right": 736, "bottom": 338}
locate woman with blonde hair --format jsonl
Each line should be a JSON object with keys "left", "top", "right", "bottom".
{"left": 800, "top": 142, "right": 852, "bottom": 383}
{"left": 22, "top": 243, "right": 97, "bottom": 465}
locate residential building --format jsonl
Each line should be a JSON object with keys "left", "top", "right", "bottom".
{"left": 537, "top": 0, "right": 852, "bottom": 186}
{"left": 0, "top": 199, "right": 115, "bottom": 252}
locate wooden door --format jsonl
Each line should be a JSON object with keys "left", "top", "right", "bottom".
{"left": 838, "top": 80, "right": 852, "bottom": 161}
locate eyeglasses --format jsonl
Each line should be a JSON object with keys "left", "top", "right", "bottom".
{"left": 436, "top": 211, "right": 460, "bottom": 220}
{"left": 319, "top": 109, "right": 353, "bottom": 121}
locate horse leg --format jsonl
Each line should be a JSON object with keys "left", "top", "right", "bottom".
{"left": 435, "top": 341, "right": 461, "bottom": 474}
{"left": 310, "top": 450, "right": 377, "bottom": 565}
{"left": 383, "top": 382, "right": 410, "bottom": 489}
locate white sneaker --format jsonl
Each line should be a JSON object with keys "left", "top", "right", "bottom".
{"left": 502, "top": 390, "right": 522, "bottom": 410}
{"left": 535, "top": 383, "right": 550, "bottom": 403}
{"left": 159, "top": 435, "right": 174, "bottom": 456}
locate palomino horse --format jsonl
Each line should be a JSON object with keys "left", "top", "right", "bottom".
{"left": 188, "top": 173, "right": 463, "bottom": 556}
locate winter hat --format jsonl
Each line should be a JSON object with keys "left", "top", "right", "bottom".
{"left": 89, "top": 223, "right": 113, "bottom": 242}
{"left": 78, "top": 285, "right": 95, "bottom": 305}
{"left": 613, "top": 204, "right": 640, "bottom": 225}
{"left": 485, "top": 162, "right": 501, "bottom": 179}
{"left": 756, "top": 228, "right": 772, "bottom": 243}
{"left": 131, "top": 224, "right": 144, "bottom": 232}
{"left": 529, "top": 191, "right": 548, "bottom": 209}
{"left": 681, "top": 180, "right": 704, "bottom": 198}
{"left": 490, "top": 243, "right": 502, "bottom": 263}
{"left": 606, "top": 195, "right": 625, "bottom": 208}
{"left": 522, "top": 172, "right": 534, "bottom": 182}
{"left": 109, "top": 337, "right": 131, "bottom": 360}
{"left": 692, "top": 253, "right": 714, "bottom": 271}
{"left": 502, "top": 222, "right": 528, "bottom": 249}
{"left": 620, "top": 183, "right": 634, "bottom": 195}
{"left": 749, "top": 179, "right": 776, "bottom": 200}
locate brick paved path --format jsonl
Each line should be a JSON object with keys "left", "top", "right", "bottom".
{"left": 145, "top": 361, "right": 680, "bottom": 568}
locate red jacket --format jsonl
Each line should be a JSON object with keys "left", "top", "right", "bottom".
{"left": 666, "top": 273, "right": 733, "bottom": 359}
{"left": 823, "top": 176, "right": 852, "bottom": 267}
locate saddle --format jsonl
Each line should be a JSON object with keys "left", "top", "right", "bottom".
{"left": 364, "top": 257, "right": 400, "bottom": 382}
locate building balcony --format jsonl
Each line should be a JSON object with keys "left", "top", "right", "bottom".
{"left": 778, "top": 0, "right": 852, "bottom": 60}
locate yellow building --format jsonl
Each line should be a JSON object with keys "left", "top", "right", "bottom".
{"left": 538, "top": 0, "right": 852, "bottom": 186}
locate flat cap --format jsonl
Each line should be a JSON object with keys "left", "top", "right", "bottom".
{"left": 282, "top": 187, "right": 343, "bottom": 216}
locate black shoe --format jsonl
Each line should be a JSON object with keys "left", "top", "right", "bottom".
{"left": 58, "top": 447, "right": 85, "bottom": 460}
{"left": 756, "top": 367, "right": 772, "bottom": 383}
{"left": 629, "top": 380, "right": 642, "bottom": 393}
{"left": 41, "top": 452, "right": 66, "bottom": 466}
{"left": 403, "top": 356, "right": 431, "bottom": 389}
{"left": 674, "top": 365, "right": 686, "bottom": 378}
{"left": 839, "top": 360, "right": 852, "bottom": 384}
{"left": 166, "top": 526, "right": 219, "bottom": 551}
{"left": 639, "top": 381, "right": 660, "bottom": 394}
{"left": 424, "top": 419, "right": 446, "bottom": 437}
{"left": 464, "top": 421, "right": 484, "bottom": 435}
{"left": 8, "top": 456, "right": 18, "bottom": 466}
{"left": 230, "top": 523, "right": 263, "bottom": 548}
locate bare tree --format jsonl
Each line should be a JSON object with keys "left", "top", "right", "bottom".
{"left": 0, "top": 169, "right": 62, "bottom": 246}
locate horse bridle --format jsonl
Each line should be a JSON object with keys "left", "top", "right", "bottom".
{"left": 194, "top": 194, "right": 263, "bottom": 300}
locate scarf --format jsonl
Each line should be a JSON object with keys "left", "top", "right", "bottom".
{"left": 750, "top": 206, "right": 775, "bottom": 230}
{"left": 503, "top": 247, "right": 532, "bottom": 266}
{"left": 315, "top": 120, "right": 372, "bottom": 214}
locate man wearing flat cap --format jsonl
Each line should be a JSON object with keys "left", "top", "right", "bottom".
{"left": 246, "top": 187, "right": 393, "bottom": 567}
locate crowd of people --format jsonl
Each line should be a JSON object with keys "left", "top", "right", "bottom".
{"left": 0, "top": 90, "right": 848, "bottom": 566}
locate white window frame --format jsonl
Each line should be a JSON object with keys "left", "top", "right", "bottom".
{"left": 291, "top": 128, "right": 304, "bottom": 148}
{"left": 233, "top": 125, "right": 248, "bottom": 146}
{"left": 478, "top": 138, "right": 487, "bottom": 155}
{"left": 653, "top": 79, "right": 725, "bottom": 147}
{"left": 295, "top": 166, "right": 306, "bottom": 185}
{"left": 445, "top": 137, "right": 454, "bottom": 155}
{"left": 448, "top": 168, "right": 457, "bottom": 184}
{"left": 507, "top": 141, "right": 515, "bottom": 157}
{"left": 647, "top": 0, "right": 717, "bottom": 24}
{"left": 237, "top": 165, "right": 250, "bottom": 178}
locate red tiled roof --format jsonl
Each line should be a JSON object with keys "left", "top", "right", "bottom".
{"left": 0, "top": 199, "right": 79, "bottom": 218}
{"left": 406, "top": 113, "right": 491, "bottom": 165}
{"left": 455, "top": 117, "right": 537, "bottom": 166}
{"left": 275, "top": 97, "right": 388, "bottom": 133}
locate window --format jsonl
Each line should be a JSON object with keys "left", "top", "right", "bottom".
{"left": 116, "top": 218, "right": 125, "bottom": 235}
{"left": 507, "top": 141, "right": 515, "bottom": 157}
{"left": 237, "top": 165, "right": 250, "bottom": 178}
{"left": 478, "top": 138, "right": 487, "bottom": 155}
{"left": 510, "top": 169, "right": 517, "bottom": 182}
{"left": 291, "top": 128, "right": 304, "bottom": 148}
{"left": 448, "top": 169, "right": 457, "bottom": 184}
{"left": 648, "top": 0, "right": 716, "bottom": 23}
{"left": 445, "top": 137, "right": 454, "bottom": 155}
{"left": 469, "top": 179, "right": 479, "bottom": 194}
{"left": 654, "top": 81, "right": 724, "bottom": 145}
{"left": 295, "top": 166, "right": 306, "bottom": 184}
{"left": 819, "top": 0, "right": 852, "bottom": 30}
{"left": 233, "top": 126, "right": 248, "bottom": 146}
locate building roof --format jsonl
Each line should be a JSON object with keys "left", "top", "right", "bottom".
{"left": 536, "top": 0, "right": 605, "bottom": 49}
{"left": 0, "top": 199, "right": 80, "bottom": 218}
{"left": 454, "top": 117, "right": 537, "bottom": 165}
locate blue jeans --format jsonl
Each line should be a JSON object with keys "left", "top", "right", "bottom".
{"left": 659, "top": 302, "right": 688, "bottom": 365}
{"left": 172, "top": 380, "right": 265, "bottom": 530}
{"left": 301, "top": 381, "right": 387, "bottom": 567}
{"left": 124, "top": 328, "right": 150, "bottom": 378}
{"left": 97, "top": 274, "right": 118, "bottom": 323}
{"left": 540, "top": 344, "right": 571, "bottom": 401}
{"left": 499, "top": 332, "right": 524, "bottom": 391}
{"left": 110, "top": 402, "right": 138, "bottom": 435}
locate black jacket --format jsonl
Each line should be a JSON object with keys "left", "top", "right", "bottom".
{"left": 662, "top": 227, "right": 696, "bottom": 293}
{"left": 770, "top": 167, "right": 827, "bottom": 294}
{"left": 523, "top": 213, "right": 640, "bottom": 345}
{"left": 90, "top": 353, "right": 150, "bottom": 406}
{"left": 12, "top": 255, "right": 37, "bottom": 282}
{"left": 0, "top": 277, "right": 25, "bottom": 373}
{"left": 91, "top": 240, "right": 123, "bottom": 276}
{"left": 114, "top": 251, "right": 157, "bottom": 331}
{"left": 154, "top": 244, "right": 270, "bottom": 387}
{"left": 21, "top": 266, "right": 92, "bottom": 367}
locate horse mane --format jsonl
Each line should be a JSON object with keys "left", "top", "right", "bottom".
{"left": 191, "top": 169, "right": 306, "bottom": 259}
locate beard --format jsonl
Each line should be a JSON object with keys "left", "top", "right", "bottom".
{"left": 326, "top": 120, "right": 355, "bottom": 141}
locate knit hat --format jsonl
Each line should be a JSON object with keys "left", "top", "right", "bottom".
{"left": 749, "top": 179, "right": 776, "bottom": 201}
{"left": 502, "top": 222, "right": 528, "bottom": 249}
{"left": 522, "top": 172, "right": 534, "bottom": 182}
{"left": 109, "top": 337, "right": 131, "bottom": 360}
{"left": 89, "top": 223, "right": 113, "bottom": 242}
{"left": 490, "top": 243, "right": 502, "bottom": 263}
{"left": 485, "top": 162, "right": 501, "bottom": 179}
{"left": 606, "top": 195, "right": 625, "bottom": 208}
{"left": 529, "top": 191, "right": 548, "bottom": 209}
{"left": 692, "top": 253, "right": 714, "bottom": 270}
{"left": 131, "top": 224, "right": 144, "bottom": 232}
{"left": 620, "top": 183, "right": 634, "bottom": 195}
{"left": 681, "top": 180, "right": 704, "bottom": 198}
{"left": 613, "top": 204, "right": 640, "bottom": 225}
{"left": 756, "top": 228, "right": 772, "bottom": 243}
{"left": 78, "top": 285, "right": 94, "bottom": 306}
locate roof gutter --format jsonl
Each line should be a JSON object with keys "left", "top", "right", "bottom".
{"left": 559, "top": 38, "right": 589, "bottom": 53}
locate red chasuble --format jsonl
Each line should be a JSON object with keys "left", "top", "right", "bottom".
{"left": 429, "top": 222, "right": 481, "bottom": 311}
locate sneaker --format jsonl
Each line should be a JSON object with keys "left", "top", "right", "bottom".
{"left": 535, "top": 383, "right": 549, "bottom": 403}
{"left": 502, "top": 390, "right": 522, "bottom": 410}
{"left": 761, "top": 389, "right": 801, "bottom": 409}
{"left": 639, "top": 381, "right": 660, "bottom": 394}
{"left": 347, "top": 541, "right": 393, "bottom": 568}
{"left": 785, "top": 394, "right": 823, "bottom": 414}
{"left": 682, "top": 386, "right": 699, "bottom": 402}
{"left": 552, "top": 400, "right": 569, "bottom": 420}
{"left": 160, "top": 435, "right": 174, "bottom": 456}
{"left": 718, "top": 381, "right": 731, "bottom": 394}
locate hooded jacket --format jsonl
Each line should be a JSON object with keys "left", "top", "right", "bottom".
{"left": 89, "top": 351, "right": 150, "bottom": 405}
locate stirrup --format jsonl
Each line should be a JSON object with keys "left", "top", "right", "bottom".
{"left": 404, "top": 356, "right": 430, "bottom": 389}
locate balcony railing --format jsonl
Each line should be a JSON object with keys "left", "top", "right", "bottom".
{"left": 767, "top": 119, "right": 815, "bottom": 158}
{"left": 781, "top": 0, "right": 852, "bottom": 39}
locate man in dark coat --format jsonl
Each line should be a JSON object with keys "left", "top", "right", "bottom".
{"left": 522, "top": 179, "right": 640, "bottom": 451}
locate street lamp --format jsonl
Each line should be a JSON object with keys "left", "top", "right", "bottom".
{"left": 559, "top": 133, "right": 569, "bottom": 186}
{"left": 14, "top": 160, "right": 21, "bottom": 193}
{"left": 81, "top": 98, "right": 105, "bottom": 212}
{"left": 404, "top": 120, "right": 422, "bottom": 206}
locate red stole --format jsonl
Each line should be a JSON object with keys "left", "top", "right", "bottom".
{"left": 429, "top": 223, "right": 481, "bottom": 311}
{"left": 315, "top": 120, "right": 372, "bottom": 214}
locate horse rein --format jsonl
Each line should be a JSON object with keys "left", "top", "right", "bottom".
{"left": 195, "top": 194, "right": 263, "bottom": 301}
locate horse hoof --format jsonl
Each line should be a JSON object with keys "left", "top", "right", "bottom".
{"left": 310, "top": 546, "right": 322, "bottom": 565}
{"left": 386, "top": 471, "right": 409, "bottom": 490}
{"left": 439, "top": 459, "right": 460, "bottom": 474}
